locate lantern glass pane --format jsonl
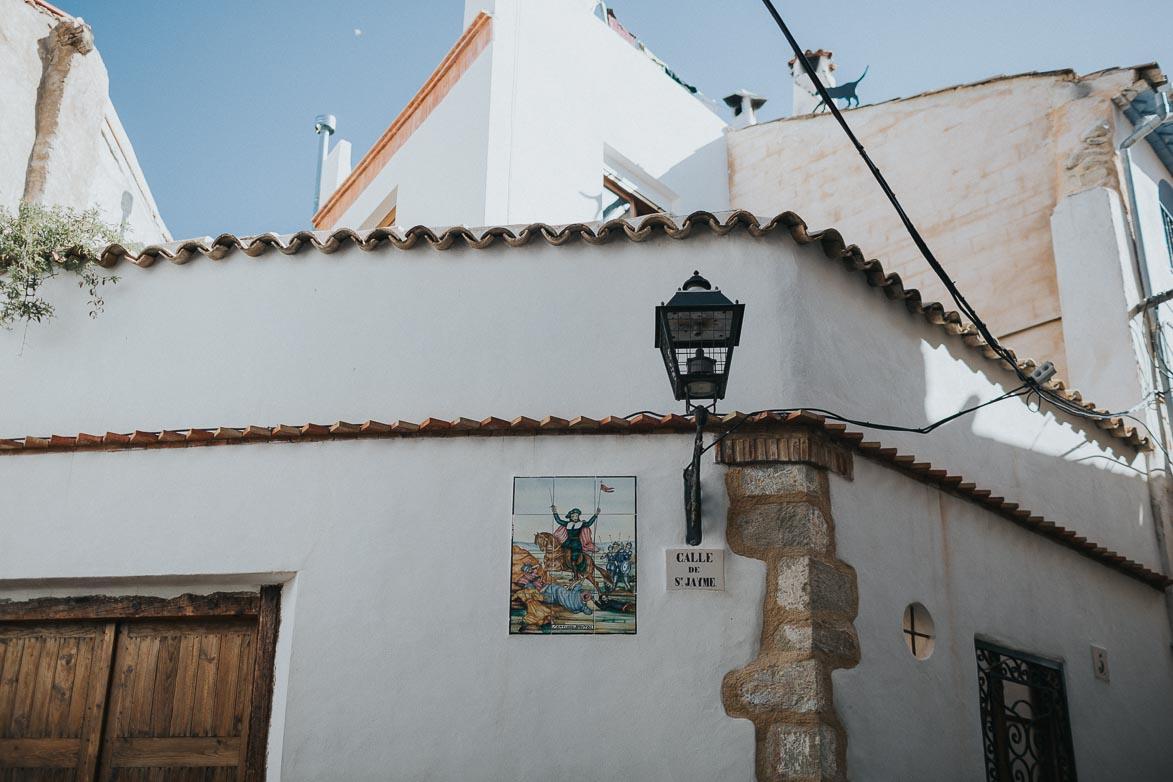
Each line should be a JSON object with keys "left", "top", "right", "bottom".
{"left": 666, "top": 308, "right": 734, "bottom": 343}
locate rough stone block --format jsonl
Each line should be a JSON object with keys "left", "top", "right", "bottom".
{"left": 775, "top": 557, "right": 858, "bottom": 618}
{"left": 765, "top": 721, "right": 844, "bottom": 781}
{"left": 723, "top": 658, "right": 830, "bottom": 715}
{"left": 733, "top": 464, "right": 821, "bottom": 497}
{"left": 773, "top": 620, "right": 860, "bottom": 667}
{"left": 733, "top": 502, "right": 831, "bottom": 553}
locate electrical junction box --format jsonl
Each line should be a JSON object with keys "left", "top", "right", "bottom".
{"left": 1091, "top": 645, "right": 1110, "bottom": 682}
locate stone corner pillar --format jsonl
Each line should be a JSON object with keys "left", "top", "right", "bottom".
{"left": 717, "top": 426, "right": 859, "bottom": 782}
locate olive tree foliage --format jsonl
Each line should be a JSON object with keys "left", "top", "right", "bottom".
{"left": 0, "top": 202, "right": 123, "bottom": 328}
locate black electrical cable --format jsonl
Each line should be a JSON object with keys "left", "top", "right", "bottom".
{"left": 756, "top": 0, "right": 1024, "bottom": 377}
{"left": 695, "top": 384, "right": 1030, "bottom": 460}
{"left": 756, "top": 0, "right": 1160, "bottom": 431}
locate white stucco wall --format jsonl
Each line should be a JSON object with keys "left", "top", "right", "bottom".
{"left": 1, "top": 225, "right": 1161, "bottom": 576}
{"left": 832, "top": 459, "right": 1173, "bottom": 780}
{"left": 482, "top": 0, "right": 729, "bottom": 225}
{"left": 1050, "top": 187, "right": 1147, "bottom": 416}
{"left": 331, "top": 0, "right": 729, "bottom": 230}
{"left": 334, "top": 49, "right": 494, "bottom": 230}
{"left": 727, "top": 69, "right": 1139, "bottom": 381}
{"left": 3, "top": 220, "right": 1170, "bottom": 777}
{"left": 0, "top": 433, "right": 761, "bottom": 781}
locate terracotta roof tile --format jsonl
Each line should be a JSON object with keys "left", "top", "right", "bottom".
{"left": 2, "top": 409, "right": 1163, "bottom": 589}
{"left": 96, "top": 210, "right": 1144, "bottom": 446}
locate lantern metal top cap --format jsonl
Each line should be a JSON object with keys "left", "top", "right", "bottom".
{"left": 681, "top": 271, "right": 711, "bottom": 291}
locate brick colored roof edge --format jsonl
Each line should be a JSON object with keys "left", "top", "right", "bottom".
{"left": 2, "top": 410, "right": 1165, "bottom": 590}
{"left": 311, "top": 11, "right": 493, "bottom": 230}
{"left": 96, "top": 209, "right": 1148, "bottom": 448}
{"left": 23, "top": 0, "right": 69, "bottom": 18}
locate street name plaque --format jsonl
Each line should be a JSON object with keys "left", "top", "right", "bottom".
{"left": 666, "top": 548, "right": 725, "bottom": 591}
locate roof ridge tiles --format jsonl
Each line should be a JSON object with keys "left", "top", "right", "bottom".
{"left": 94, "top": 208, "right": 1143, "bottom": 447}
{"left": 0, "top": 409, "right": 1165, "bottom": 587}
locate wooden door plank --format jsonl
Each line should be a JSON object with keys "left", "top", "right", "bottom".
{"left": 190, "top": 635, "right": 221, "bottom": 738}
{"left": 0, "top": 594, "right": 260, "bottom": 623}
{"left": 65, "top": 631, "right": 97, "bottom": 742}
{"left": 168, "top": 635, "right": 199, "bottom": 738}
{"left": 8, "top": 634, "right": 43, "bottom": 738}
{"left": 127, "top": 619, "right": 253, "bottom": 638}
{"left": 210, "top": 634, "right": 243, "bottom": 740}
{"left": 0, "top": 736, "right": 83, "bottom": 767}
{"left": 0, "top": 639, "right": 23, "bottom": 735}
{"left": 0, "top": 624, "right": 108, "bottom": 639}
{"left": 242, "top": 585, "right": 280, "bottom": 782}
{"left": 127, "top": 637, "right": 160, "bottom": 739}
{"left": 109, "top": 736, "right": 241, "bottom": 767}
{"left": 25, "top": 636, "right": 59, "bottom": 739}
{"left": 234, "top": 638, "right": 253, "bottom": 776}
{"left": 233, "top": 633, "right": 255, "bottom": 758}
{"left": 150, "top": 634, "right": 181, "bottom": 738}
{"left": 45, "top": 637, "right": 79, "bottom": 739}
{"left": 82, "top": 622, "right": 118, "bottom": 782}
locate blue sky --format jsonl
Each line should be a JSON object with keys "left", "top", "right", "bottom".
{"left": 63, "top": 0, "right": 1171, "bottom": 241}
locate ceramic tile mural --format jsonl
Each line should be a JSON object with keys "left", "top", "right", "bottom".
{"left": 510, "top": 476, "right": 637, "bottom": 635}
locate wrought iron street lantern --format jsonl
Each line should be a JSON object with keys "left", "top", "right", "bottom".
{"left": 654, "top": 271, "right": 745, "bottom": 546}
{"left": 655, "top": 271, "right": 745, "bottom": 406}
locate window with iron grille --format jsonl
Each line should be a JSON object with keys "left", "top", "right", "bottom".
{"left": 1161, "top": 181, "right": 1173, "bottom": 270}
{"left": 975, "top": 640, "right": 1077, "bottom": 781}
{"left": 1162, "top": 205, "right": 1173, "bottom": 269}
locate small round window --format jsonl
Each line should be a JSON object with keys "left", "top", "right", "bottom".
{"left": 903, "top": 602, "right": 935, "bottom": 660}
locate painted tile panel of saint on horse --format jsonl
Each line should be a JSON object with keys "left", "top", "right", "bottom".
{"left": 511, "top": 476, "right": 636, "bottom": 635}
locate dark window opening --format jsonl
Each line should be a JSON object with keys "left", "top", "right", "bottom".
{"left": 602, "top": 174, "right": 661, "bottom": 222}
{"left": 1160, "top": 180, "right": 1173, "bottom": 271}
{"left": 975, "top": 640, "right": 1077, "bottom": 782}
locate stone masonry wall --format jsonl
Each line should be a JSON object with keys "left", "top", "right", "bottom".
{"left": 719, "top": 427, "right": 860, "bottom": 781}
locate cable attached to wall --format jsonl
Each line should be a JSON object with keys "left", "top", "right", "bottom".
{"left": 756, "top": 0, "right": 1163, "bottom": 433}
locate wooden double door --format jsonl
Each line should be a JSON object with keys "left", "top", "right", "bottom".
{"left": 0, "top": 590, "right": 279, "bottom": 782}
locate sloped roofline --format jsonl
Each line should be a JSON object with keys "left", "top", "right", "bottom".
{"left": 746, "top": 63, "right": 1164, "bottom": 127}
{"left": 97, "top": 209, "right": 1147, "bottom": 448}
{"left": 311, "top": 11, "right": 493, "bottom": 231}
{"left": 23, "top": 0, "right": 69, "bottom": 18}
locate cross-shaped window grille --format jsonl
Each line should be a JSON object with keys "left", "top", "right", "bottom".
{"left": 903, "top": 602, "right": 935, "bottom": 659}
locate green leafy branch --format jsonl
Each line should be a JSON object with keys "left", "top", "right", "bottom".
{"left": 0, "top": 202, "right": 124, "bottom": 328}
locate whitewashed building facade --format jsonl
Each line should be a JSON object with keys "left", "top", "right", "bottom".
{"left": 2, "top": 1, "right": 1173, "bottom": 780}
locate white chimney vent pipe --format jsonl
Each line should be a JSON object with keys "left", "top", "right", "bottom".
{"left": 313, "top": 113, "right": 337, "bottom": 213}
{"left": 789, "top": 49, "right": 836, "bottom": 116}
{"left": 723, "top": 89, "right": 767, "bottom": 129}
